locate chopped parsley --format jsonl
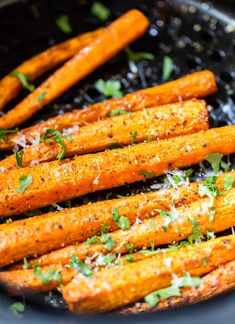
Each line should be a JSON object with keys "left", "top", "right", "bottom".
{"left": 69, "top": 254, "right": 93, "bottom": 276}
{"left": 138, "top": 170, "right": 156, "bottom": 178}
{"left": 125, "top": 254, "right": 134, "bottom": 263}
{"left": 130, "top": 131, "right": 137, "bottom": 145}
{"left": 95, "top": 253, "right": 116, "bottom": 266}
{"left": 162, "top": 56, "right": 174, "bottom": 81}
{"left": 101, "top": 233, "right": 115, "bottom": 250}
{"left": 91, "top": 2, "right": 110, "bottom": 21}
{"left": 203, "top": 256, "right": 208, "bottom": 267}
{"left": 206, "top": 153, "right": 229, "bottom": 174}
{"left": 101, "top": 224, "right": 110, "bottom": 235}
{"left": 145, "top": 274, "right": 201, "bottom": 308}
{"left": 15, "top": 150, "right": 23, "bottom": 168}
{"left": 10, "top": 70, "right": 35, "bottom": 92}
{"left": 188, "top": 218, "right": 203, "bottom": 244}
{"left": 157, "top": 209, "right": 176, "bottom": 231}
{"left": 95, "top": 79, "right": 123, "bottom": 98}
{"left": 0, "top": 127, "right": 18, "bottom": 142}
{"left": 199, "top": 176, "right": 224, "bottom": 221}
{"left": 17, "top": 174, "right": 33, "bottom": 193}
{"left": 108, "top": 143, "right": 123, "bottom": 150}
{"left": 124, "top": 243, "right": 135, "bottom": 253}
{"left": 125, "top": 46, "right": 155, "bottom": 62}
{"left": 83, "top": 236, "right": 99, "bottom": 245}
{"left": 56, "top": 15, "right": 72, "bottom": 34}
{"left": 223, "top": 175, "right": 235, "bottom": 190}
{"left": 34, "top": 267, "right": 62, "bottom": 285}
{"left": 40, "top": 129, "right": 66, "bottom": 160}
{"left": 111, "top": 208, "right": 130, "bottom": 230}
{"left": 9, "top": 302, "right": 25, "bottom": 318}
{"left": 108, "top": 109, "right": 130, "bottom": 117}
{"left": 37, "top": 91, "right": 47, "bottom": 104}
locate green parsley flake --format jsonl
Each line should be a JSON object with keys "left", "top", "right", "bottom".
{"left": 138, "top": 170, "right": 156, "bottom": 178}
{"left": 157, "top": 209, "right": 176, "bottom": 231}
{"left": 162, "top": 56, "right": 174, "bottom": 81}
{"left": 145, "top": 274, "right": 201, "bottom": 308}
{"left": 108, "top": 109, "right": 130, "bottom": 117}
{"left": 125, "top": 46, "right": 155, "bottom": 62}
{"left": 203, "top": 256, "right": 208, "bottom": 267}
{"left": 0, "top": 127, "right": 18, "bottom": 142}
{"left": 10, "top": 70, "right": 35, "bottom": 92}
{"left": 37, "top": 91, "right": 47, "bottom": 104}
{"left": 9, "top": 302, "right": 25, "bottom": 318}
{"left": 95, "top": 79, "right": 123, "bottom": 98}
{"left": 69, "top": 254, "right": 93, "bottom": 276}
{"left": 125, "top": 254, "right": 134, "bottom": 263}
{"left": 124, "top": 243, "right": 135, "bottom": 253}
{"left": 91, "top": 2, "right": 110, "bottom": 21}
{"left": 15, "top": 149, "right": 23, "bottom": 168}
{"left": 34, "top": 267, "right": 62, "bottom": 285}
{"left": 101, "top": 233, "right": 115, "bottom": 250}
{"left": 111, "top": 208, "right": 130, "bottom": 230}
{"left": 56, "top": 15, "right": 72, "bottom": 34}
{"left": 101, "top": 224, "right": 110, "bottom": 235}
{"left": 130, "top": 131, "right": 137, "bottom": 145}
{"left": 206, "top": 153, "right": 229, "bottom": 174}
{"left": 95, "top": 253, "right": 116, "bottom": 266}
{"left": 40, "top": 129, "right": 66, "bottom": 160}
{"left": 83, "top": 236, "right": 99, "bottom": 245}
{"left": 223, "top": 175, "right": 235, "bottom": 190}
{"left": 17, "top": 174, "right": 33, "bottom": 193}
{"left": 188, "top": 218, "right": 203, "bottom": 244}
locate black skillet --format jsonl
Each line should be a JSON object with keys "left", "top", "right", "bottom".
{"left": 0, "top": 0, "right": 235, "bottom": 323}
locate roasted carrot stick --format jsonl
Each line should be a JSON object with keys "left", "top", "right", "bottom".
{"left": 62, "top": 235, "right": 235, "bottom": 313}
{"left": 0, "top": 125, "right": 234, "bottom": 217}
{"left": 6, "top": 167, "right": 233, "bottom": 269}
{"left": 0, "top": 10, "right": 149, "bottom": 130}
{"left": 118, "top": 259, "right": 235, "bottom": 314}
{"left": 0, "top": 29, "right": 103, "bottom": 110}
{"left": 0, "top": 264, "right": 77, "bottom": 294}
{"left": 27, "top": 185, "right": 235, "bottom": 268}
{"left": 0, "top": 99, "right": 208, "bottom": 171}
{"left": 0, "top": 70, "right": 217, "bottom": 150}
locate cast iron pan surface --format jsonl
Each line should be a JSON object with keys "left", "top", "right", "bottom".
{"left": 0, "top": 0, "right": 235, "bottom": 322}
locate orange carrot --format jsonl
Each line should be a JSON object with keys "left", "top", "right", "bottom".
{"left": 0, "top": 99, "right": 208, "bottom": 171}
{"left": 0, "top": 10, "right": 149, "bottom": 129}
{"left": 62, "top": 235, "right": 235, "bottom": 313}
{"left": 0, "top": 70, "right": 217, "bottom": 150}
{"left": 0, "top": 125, "right": 234, "bottom": 217}
{"left": 0, "top": 29, "right": 103, "bottom": 110}
{"left": 118, "top": 259, "right": 235, "bottom": 314}
{"left": 27, "top": 185, "right": 235, "bottom": 268}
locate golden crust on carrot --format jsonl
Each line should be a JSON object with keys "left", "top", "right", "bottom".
{"left": 62, "top": 235, "right": 235, "bottom": 313}
{"left": 0, "top": 10, "right": 149, "bottom": 129}
{"left": 0, "top": 99, "right": 208, "bottom": 171}
{"left": 0, "top": 125, "right": 234, "bottom": 217}
{"left": 0, "top": 70, "right": 217, "bottom": 150}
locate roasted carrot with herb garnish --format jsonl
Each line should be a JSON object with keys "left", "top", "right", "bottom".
{"left": 0, "top": 125, "right": 234, "bottom": 217}
{"left": 0, "top": 29, "right": 103, "bottom": 111}
{"left": 118, "top": 259, "right": 235, "bottom": 314}
{"left": 62, "top": 235, "right": 235, "bottom": 313}
{"left": 0, "top": 70, "right": 217, "bottom": 150}
{"left": 26, "top": 185, "right": 235, "bottom": 268}
{"left": 0, "top": 10, "right": 149, "bottom": 130}
{"left": 7, "top": 169, "right": 234, "bottom": 268}
{"left": 6, "top": 170, "right": 235, "bottom": 269}
{"left": 0, "top": 264, "right": 77, "bottom": 294}
{"left": 0, "top": 99, "right": 209, "bottom": 171}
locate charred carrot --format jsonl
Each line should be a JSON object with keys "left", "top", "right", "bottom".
{"left": 0, "top": 125, "right": 234, "bottom": 217}
{"left": 62, "top": 235, "right": 235, "bottom": 313}
{"left": 27, "top": 185, "right": 235, "bottom": 267}
{"left": 0, "top": 29, "right": 103, "bottom": 110}
{"left": 0, "top": 10, "right": 149, "bottom": 129}
{"left": 0, "top": 99, "right": 208, "bottom": 171}
{"left": 118, "top": 259, "right": 235, "bottom": 314}
{"left": 1, "top": 70, "right": 217, "bottom": 150}
{"left": 7, "top": 168, "right": 234, "bottom": 268}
